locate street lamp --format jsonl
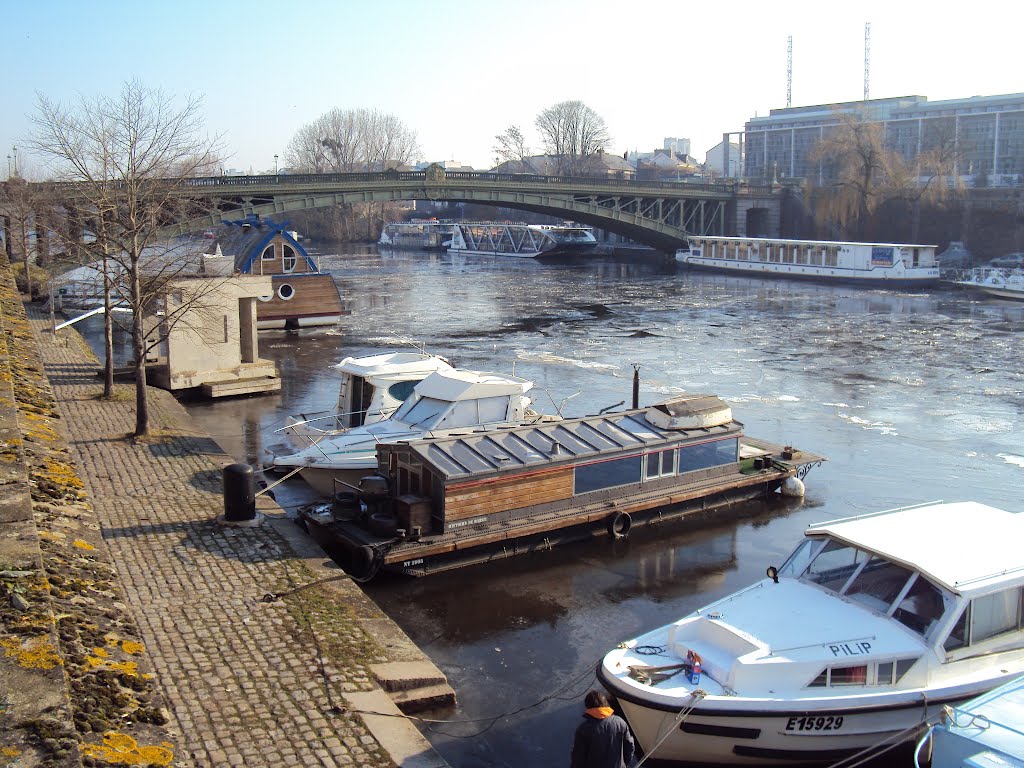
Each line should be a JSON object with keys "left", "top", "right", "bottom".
{"left": 5, "top": 155, "right": 10, "bottom": 179}
{"left": 11, "top": 146, "right": 17, "bottom": 177}
{"left": 274, "top": 154, "right": 278, "bottom": 175}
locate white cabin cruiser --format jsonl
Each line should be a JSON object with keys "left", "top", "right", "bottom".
{"left": 598, "top": 501, "right": 1024, "bottom": 765}
{"left": 272, "top": 367, "right": 547, "bottom": 495}
{"left": 271, "top": 351, "right": 453, "bottom": 455}
{"left": 954, "top": 268, "right": 1024, "bottom": 301}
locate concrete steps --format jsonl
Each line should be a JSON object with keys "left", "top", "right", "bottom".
{"left": 201, "top": 376, "right": 281, "bottom": 398}
{"left": 370, "top": 661, "right": 456, "bottom": 714}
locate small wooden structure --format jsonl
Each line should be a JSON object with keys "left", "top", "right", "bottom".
{"left": 299, "top": 395, "right": 825, "bottom": 578}
{"left": 201, "top": 217, "right": 344, "bottom": 330}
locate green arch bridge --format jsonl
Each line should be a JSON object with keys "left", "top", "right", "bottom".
{"left": 164, "top": 166, "right": 783, "bottom": 251}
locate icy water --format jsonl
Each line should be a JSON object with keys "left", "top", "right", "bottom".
{"left": 80, "top": 244, "right": 1024, "bottom": 766}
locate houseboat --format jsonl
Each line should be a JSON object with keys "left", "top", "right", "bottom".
{"left": 201, "top": 217, "right": 345, "bottom": 329}
{"left": 272, "top": 367, "right": 551, "bottom": 495}
{"left": 266, "top": 351, "right": 453, "bottom": 455}
{"left": 378, "top": 220, "right": 457, "bottom": 251}
{"left": 953, "top": 268, "right": 1024, "bottom": 301}
{"left": 676, "top": 236, "right": 941, "bottom": 287}
{"left": 297, "top": 394, "right": 824, "bottom": 579}
{"left": 448, "top": 222, "right": 598, "bottom": 258}
{"left": 598, "top": 501, "right": 1024, "bottom": 765}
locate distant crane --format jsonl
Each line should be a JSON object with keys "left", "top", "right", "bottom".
{"left": 863, "top": 22, "right": 871, "bottom": 101}
{"left": 786, "top": 35, "right": 793, "bottom": 107}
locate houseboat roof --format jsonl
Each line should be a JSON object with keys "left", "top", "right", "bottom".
{"left": 807, "top": 501, "right": 1024, "bottom": 596}
{"left": 688, "top": 235, "right": 936, "bottom": 249}
{"left": 207, "top": 217, "right": 312, "bottom": 272}
{"left": 386, "top": 404, "right": 742, "bottom": 482}
{"left": 412, "top": 368, "right": 534, "bottom": 401}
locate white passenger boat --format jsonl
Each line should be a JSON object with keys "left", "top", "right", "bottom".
{"left": 676, "top": 236, "right": 941, "bottom": 287}
{"left": 448, "top": 222, "right": 598, "bottom": 258}
{"left": 267, "top": 351, "right": 453, "bottom": 456}
{"left": 272, "top": 367, "right": 548, "bottom": 495}
{"left": 378, "top": 220, "right": 456, "bottom": 251}
{"left": 954, "top": 268, "right": 1024, "bottom": 301}
{"left": 598, "top": 501, "right": 1024, "bottom": 765}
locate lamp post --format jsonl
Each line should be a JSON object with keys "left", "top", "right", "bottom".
{"left": 11, "top": 146, "right": 17, "bottom": 177}
{"left": 5, "top": 155, "right": 10, "bottom": 179}
{"left": 274, "top": 154, "right": 278, "bottom": 175}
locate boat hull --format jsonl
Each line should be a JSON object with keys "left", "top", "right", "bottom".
{"left": 678, "top": 257, "right": 941, "bottom": 288}
{"left": 972, "top": 286, "right": 1024, "bottom": 301}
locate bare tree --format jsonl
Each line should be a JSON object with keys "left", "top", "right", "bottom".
{"left": 28, "top": 80, "right": 224, "bottom": 437}
{"left": 0, "top": 176, "right": 51, "bottom": 298}
{"left": 534, "top": 101, "right": 610, "bottom": 176}
{"left": 285, "top": 107, "right": 419, "bottom": 173}
{"left": 492, "top": 125, "right": 531, "bottom": 167}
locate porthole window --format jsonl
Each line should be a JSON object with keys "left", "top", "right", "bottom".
{"left": 278, "top": 283, "right": 295, "bottom": 301}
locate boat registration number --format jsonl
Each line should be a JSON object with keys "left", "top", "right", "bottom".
{"left": 785, "top": 716, "right": 844, "bottom": 732}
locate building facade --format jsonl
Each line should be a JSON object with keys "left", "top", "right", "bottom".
{"left": 744, "top": 92, "right": 1024, "bottom": 186}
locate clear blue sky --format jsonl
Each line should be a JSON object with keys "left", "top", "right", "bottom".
{"left": 3, "top": 0, "right": 1021, "bottom": 176}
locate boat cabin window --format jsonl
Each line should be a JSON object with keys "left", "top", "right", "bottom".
{"left": 809, "top": 664, "right": 867, "bottom": 687}
{"left": 437, "top": 395, "right": 511, "bottom": 429}
{"left": 943, "top": 587, "right": 1023, "bottom": 655}
{"left": 386, "top": 380, "right": 420, "bottom": 403}
{"left": 779, "top": 538, "right": 824, "bottom": 578}
{"left": 646, "top": 449, "right": 676, "bottom": 479}
{"left": 261, "top": 245, "right": 275, "bottom": 261}
{"left": 677, "top": 438, "right": 738, "bottom": 474}
{"left": 891, "top": 575, "right": 946, "bottom": 636}
{"left": 845, "top": 556, "right": 914, "bottom": 613}
{"left": 803, "top": 541, "right": 869, "bottom": 592}
{"left": 282, "top": 244, "right": 297, "bottom": 272}
{"left": 393, "top": 396, "right": 450, "bottom": 428}
{"left": 575, "top": 455, "right": 643, "bottom": 494}
{"left": 876, "top": 658, "right": 917, "bottom": 685}
{"left": 346, "top": 376, "right": 375, "bottom": 427}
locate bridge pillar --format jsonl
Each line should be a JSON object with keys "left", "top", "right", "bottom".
{"left": 734, "top": 198, "right": 781, "bottom": 238}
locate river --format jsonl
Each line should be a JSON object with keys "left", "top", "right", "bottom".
{"left": 80, "top": 243, "right": 1024, "bottom": 766}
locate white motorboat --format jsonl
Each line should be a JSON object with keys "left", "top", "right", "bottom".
{"left": 272, "top": 367, "right": 547, "bottom": 495}
{"left": 269, "top": 351, "right": 453, "bottom": 456}
{"left": 598, "top": 501, "right": 1024, "bottom": 765}
{"left": 954, "top": 268, "right": 1024, "bottom": 301}
{"left": 676, "top": 236, "right": 941, "bottom": 287}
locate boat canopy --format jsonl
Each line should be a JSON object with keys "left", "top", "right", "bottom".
{"left": 334, "top": 351, "right": 451, "bottom": 379}
{"left": 805, "top": 502, "right": 1024, "bottom": 596}
{"left": 410, "top": 368, "right": 533, "bottom": 401}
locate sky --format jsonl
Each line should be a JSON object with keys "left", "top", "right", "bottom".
{"left": 2, "top": 0, "right": 1022, "bottom": 176}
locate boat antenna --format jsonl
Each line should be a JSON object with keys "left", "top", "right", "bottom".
{"left": 555, "top": 391, "right": 580, "bottom": 417}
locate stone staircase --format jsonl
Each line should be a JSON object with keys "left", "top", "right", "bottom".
{"left": 370, "top": 661, "right": 456, "bottom": 714}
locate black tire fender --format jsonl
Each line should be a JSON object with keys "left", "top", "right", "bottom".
{"left": 607, "top": 510, "right": 632, "bottom": 540}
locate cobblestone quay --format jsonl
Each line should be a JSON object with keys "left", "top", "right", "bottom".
{"left": 9, "top": 298, "right": 446, "bottom": 768}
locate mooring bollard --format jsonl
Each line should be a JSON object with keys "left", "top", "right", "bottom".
{"left": 220, "top": 463, "right": 262, "bottom": 526}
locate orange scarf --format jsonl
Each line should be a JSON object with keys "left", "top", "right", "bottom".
{"left": 585, "top": 706, "right": 614, "bottom": 719}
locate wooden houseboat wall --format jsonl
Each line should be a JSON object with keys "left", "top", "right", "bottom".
{"left": 205, "top": 218, "right": 345, "bottom": 330}
{"left": 293, "top": 397, "right": 826, "bottom": 577}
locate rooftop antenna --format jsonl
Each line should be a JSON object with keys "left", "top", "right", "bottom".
{"left": 863, "top": 22, "right": 871, "bottom": 101}
{"left": 786, "top": 35, "right": 792, "bottom": 108}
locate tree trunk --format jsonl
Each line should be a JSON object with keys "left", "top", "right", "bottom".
{"left": 102, "top": 252, "right": 114, "bottom": 399}
{"left": 19, "top": 219, "right": 32, "bottom": 298}
{"left": 129, "top": 236, "right": 150, "bottom": 438}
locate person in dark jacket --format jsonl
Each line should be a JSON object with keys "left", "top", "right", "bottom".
{"left": 571, "top": 689, "right": 635, "bottom": 768}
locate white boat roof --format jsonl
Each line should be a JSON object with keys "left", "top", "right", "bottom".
{"left": 807, "top": 502, "right": 1024, "bottom": 596}
{"left": 412, "top": 368, "right": 533, "bottom": 400}
{"left": 334, "top": 352, "right": 452, "bottom": 379}
{"left": 688, "top": 235, "right": 936, "bottom": 249}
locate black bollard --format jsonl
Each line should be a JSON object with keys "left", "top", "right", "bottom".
{"left": 632, "top": 364, "right": 640, "bottom": 410}
{"left": 223, "top": 463, "right": 257, "bottom": 522}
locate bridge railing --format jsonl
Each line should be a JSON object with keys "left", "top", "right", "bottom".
{"left": 176, "top": 171, "right": 773, "bottom": 196}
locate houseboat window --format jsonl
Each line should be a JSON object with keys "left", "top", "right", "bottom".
{"left": 677, "top": 438, "right": 738, "bottom": 474}
{"left": 782, "top": 245, "right": 794, "bottom": 264}
{"left": 282, "top": 245, "right": 297, "bottom": 272}
{"left": 844, "top": 556, "right": 914, "bottom": 613}
{"left": 825, "top": 247, "right": 839, "bottom": 266}
{"left": 892, "top": 576, "right": 946, "bottom": 636}
{"left": 645, "top": 449, "right": 675, "bottom": 479}
{"left": 970, "top": 588, "right": 1022, "bottom": 643}
{"left": 278, "top": 283, "right": 295, "bottom": 300}
{"left": 574, "top": 455, "right": 643, "bottom": 494}
{"left": 261, "top": 245, "right": 275, "bottom": 260}
{"left": 387, "top": 380, "right": 420, "bottom": 402}
{"left": 808, "top": 246, "right": 823, "bottom": 266}
{"left": 438, "top": 395, "right": 511, "bottom": 428}
{"left": 804, "top": 541, "right": 868, "bottom": 593}
{"left": 795, "top": 245, "right": 808, "bottom": 265}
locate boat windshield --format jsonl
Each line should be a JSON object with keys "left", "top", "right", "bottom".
{"left": 393, "top": 396, "right": 451, "bottom": 428}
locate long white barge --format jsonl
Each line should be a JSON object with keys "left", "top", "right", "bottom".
{"left": 676, "top": 236, "right": 941, "bottom": 287}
